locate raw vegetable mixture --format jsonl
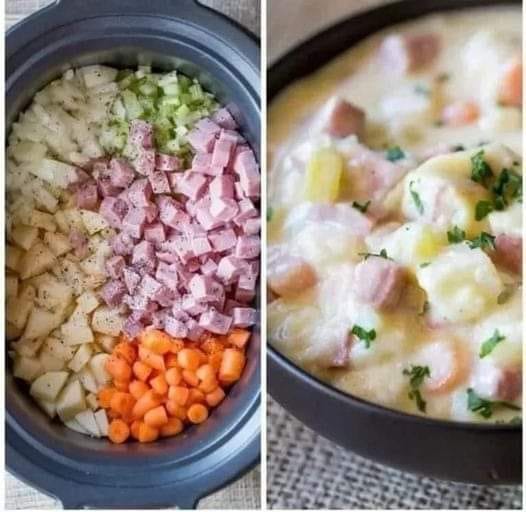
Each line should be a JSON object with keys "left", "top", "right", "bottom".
{"left": 7, "top": 65, "right": 260, "bottom": 441}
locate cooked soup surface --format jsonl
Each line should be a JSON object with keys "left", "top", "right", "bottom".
{"left": 268, "top": 8, "right": 522, "bottom": 422}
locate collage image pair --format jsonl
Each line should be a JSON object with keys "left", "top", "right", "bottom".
{"left": 5, "top": 0, "right": 522, "bottom": 509}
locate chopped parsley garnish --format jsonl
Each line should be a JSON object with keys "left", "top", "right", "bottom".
{"left": 386, "top": 146, "right": 405, "bottom": 162}
{"left": 475, "top": 200, "right": 494, "bottom": 221}
{"left": 436, "top": 72, "right": 450, "bottom": 82}
{"left": 267, "top": 207, "right": 273, "bottom": 222}
{"left": 451, "top": 144, "right": 465, "bottom": 152}
{"left": 352, "top": 200, "right": 371, "bottom": 213}
{"left": 467, "top": 388, "right": 520, "bottom": 419}
{"left": 492, "top": 168, "right": 522, "bottom": 207}
{"left": 470, "top": 150, "right": 493, "bottom": 186}
{"left": 419, "top": 262, "right": 431, "bottom": 268}
{"left": 409, "top": 181, "right": 424, "bottom": 215}
{"left": 447, "top": 225, "right": 466, "bottom": 244}
{"left": 414, "top": 84, "right": 431, "bottom": 96}
{"left": 403, "top": 365, "right": 431, "bottom": 413}
{"left": 479, "top": 329, "right": 505, "bottom": 358}
{"left": 467, "top": 232, "right": 495, "bottom": 251}
{"left": 351, "top": 325, "right": 376, "bottom": 349}
{"left": 358, "top": 248, "right": 391, "bottom": 261}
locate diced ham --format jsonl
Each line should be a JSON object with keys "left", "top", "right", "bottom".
{"left": 122, "top": 207, "right": 147, "bottom": 239}
{"left": 155, "top": 261, "right": 179, "bottom": 290}
{"left": 138, "top": 275, "right": 163, "bottom": 299}
{"left": 235, "top": 285, "right": 255, "bottom": 304}
{"left": 235, "top": 197, "right": 258, "bottom": 224}
{"left": 111, "top": 232, "right": 135, "bottom": 256}
{"left": 149, "top": 171, "right": 171, "bottom": 194}
{"left": 195, "top": 118, "right": 222, "bottom": 136}
{"left": 324, "top": 98, "right": 366, "bottom": 139}
{"left": 194, "top": 197, "right": 224, "bottom": 231}
{"left": 99, "top": 197, "right": 129, "bottom": 228}
{"left": 187, "top": 128, "right": 216, "bottom": 153}
{"left": 191, "top": 236, "right": 212, "bottom": 257}
{"left": 201, "top": 259, "right": 218, "bottom": 276}
{"left": 123, "top": 267, "right": 141, "bottom": 294}
{"left": 242, "top": 217, "right": 261, "bottom": 236}
{"left": 216, "top": 255, "right": 248, "bottom": 284}
{"left": 131, "top": 240, "right": 156, "bottom": 274}
{"left": 209, "top": 229, "right": 237, "bottom": 252}
{"left": 268, "top": 249, "right": 317, "bottom": 298}
{"left": 379, "top": 33, "right": 440, "bottom": 74}
{"left": 165, "top": 316, "right": 189, "bottom": 338}
{"left": 106, "top": 255, "right": 125, "bottom": 280}
{"left": 493, "top": 234, "right": 522, "bottom": 274}
{"left": 144, "top": 223, "right": 166, "bottom": 245}
{"left": 157, "top": 251, "right": 179, "bottom": 264}
{"left": 498, "top": 56, "right": 522, "bottom": 108}
{"left": 210, "top": 197, "right": 238, "bottom": 222}
{"left": 123, "top": 316, "right": 143, "bottom": 338}
{"left": 198, "top": 309, "right": 232, "bottom": 335}
{"left": 181, "top": 295, "right": 207, "bottom": 316}
{"left": 497, "top": 368, "right": 522, "bottom": 402}
{"left": 75, "top": 181, "right": 98, "bottom": 210}
{"left": 101, "top": 280, "right": 126, "bottom": 307}
{"left": 97, "top": 176, "right": 121, "bottom": 198}
{"left": 211, "top": 108, "right": 238, "bottom": 130}
{"left": 125, "top": 293, "right": 150, "bottom": 311}
{"left": 235, "top": 235, "right": 260, "bottom": 259}
{"left": 176, "top": 172, "right": 208, "bottom": 201}
{"left": 232, "top": 307, "right": 257, "bottom": 328}
{"left": 128, "top": 178, "right": 152, "bottom": 207}
{"left": 233, "top": 150, "right": 260, "bottom": 197}
{"left": 192, "top": 153, "right": 213, "bottom": 174}
{"left": 162, "top": 235, "right": 195, "bottom": 264}
{"left": 186, "top": 317, "right": 205, "bottom": 341}
{"left": 159, "top": 198, "right": 190, "bottom": 231}
{"left": 135, "top": 149, "right": 156, "bottom": 176}
{"left": 211, "top": 133, "right": 234, "bottom": 168}
{"left": 155, "top": 153, "right": 181, "bottom": 171}
{"left": 189, "top": 275, "right": 217, "bottom": 302}
{"left": 129, "top": 120, "right": 153, "bottom": 149}
{"left": 69, "top": 229, "right": 89, "bottom": 259}
{"left": 110, "top": 158, "right": 135, "bottom": 188}
{"left": 353, "top": 256, "right": 406, "bottom": 309}
{"left": 209, "top": 175, "right": 235, "bottom": 198}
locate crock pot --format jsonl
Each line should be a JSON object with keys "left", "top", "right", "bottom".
{"left": 6, "top": 0, "right": 260, "bottom": 508}
{"left": 268, "top": 0, "right": 521, "bottom": 485}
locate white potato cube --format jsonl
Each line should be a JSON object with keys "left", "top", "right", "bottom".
{"left": 91, "top": 306, "right": 124, "bottom": 336}
{"left": 488, "top": 202, "right": 522, "bottom": 238}
{"left": 96, "top": 334, "right": 117, "bottom": 353}
{"left": 44, "top": 231, "right": 72, "bottom": 256}
{"left": 76, "top": 291, "right": 100, "bottom": 314}
{"left": 18, "top": 242, "right": 56, "bottom": 280}
{"left": 11, "top": 336, "right": 45, "bottom": 357}
{"left": 56, "top": 380, "right": 86, "bottom": 421}
{"left": 36, "top": 399, "right": 57, "bottom": 419}
{"left": 11, "top": 224, "right": 39, "bottom": 250}
{"left": 29, "top": 210, "right": 57, "bottom": 232}
{"left": 94, "top": 409, "right": 109, "bottom": 437}
{"left": 89, "top": 353, "right": 111, "bottom": 386}
{"left": 7, "top": 245, "right": 23, "bottom": 272}
{"left": 80, "top": 65, "right": 118, "bottom": 88}
{"left": 75, "top": 409, "right": 100, "bottom": 437}
{"left": 7, "top": 284, "right": 36, "bottom": 330}
{"left": 13, "top": 356, "right": 43, "bottom": 382}
{"left": 39, "top": 159, "right": 78, "bottom": 188}
{"left": 6, "top": 275, "right": 19, "bottom": 298}
{"left": 68, "top": 344, "right": 93, "bottom": 372}
{"left": 86, "top": 393, "right": 99, "bottom": 410}
{"left": 30, "top": 371, "right": 69, "bottom": 402}
{"left": 62, "top": 318, "right": 94, "bottom": 346}
{"left": 80, "top": 210, "right": 108, "bottom": 235}
{"left": 78, "top": 366, "right": 98, "bottom": 394}
{"left": 38, "top": 350, "right": 67, "bottom": 372}
{"left": 23, "top": 307, "right": 61, "bottom": 339}
{"left": 42, "top": 337, "right": 75, "bottom": 361}
{"left": 64, "top": 418, "right": 88, "bottom": 435}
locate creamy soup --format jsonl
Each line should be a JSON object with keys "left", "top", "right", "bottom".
{"left": 268, "top": 8, "right": 522, "bottom": 422}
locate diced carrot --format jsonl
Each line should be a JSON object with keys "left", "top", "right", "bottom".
{"left": 132, "top": 360, "right": 153, "bottom": 382}
{"left": 108, "top": 419, "right": 130, "bottom": 444}
{"left": 129, "top": 380, "right": 150, "bottom": 400}
{"left": 219, "top": 349, "right": 246, "bottom": 382}
{"left": 182, "top": 369, "right": 199, "bottom": 387}
{"left": 228, "top": 329, "right": 251, "bottom": 349}
{"left": 110, "top": 392, "right": 136, "bottom": 417}
{"left": 169, "top": 386, "right": 189, "bottom": 406}
{"left": 138, "top": 422, "right": 159, "bottom": 443}
{"left": 165, "top": 367, "right": 182, "bottom": 386}
{"left": 441, "top": 100, "right": 479, "bottom": 126}
{"left": 164, "top": 353, "right": 179, "bottom": 368}
{"left": 187, "top": 403, "right": 209, "bottom": 424}
{"left": 195, "top": 349, "right": 208, "bottom": 364}
{"left": 113, "top": 342, "right": 137, "bottom": 365}
{"left": 130, "top": 420, "right": 141, "bottom": 440}
{"left": 132, "top": 390, "right": 163, "bottom": 419}
{"left": 114, "top": 379, "right": 130, "bottom": 392}
{"left": 165, "top": 400, "right": 188, "bottom": 420}
{"left": 188, "top": 388, "right": 205, "bottom": 405}
{"left": 160, "top": 417, "right": 184, "bottom": 437}
{"left": 144, "top": 405, "right": 169, "bottom": 428}
{"left": 199, "top": 377, "right": 218, "bottom": 394}
{"left": 139, "top": 329, "right": 172, "bottom": 355}
{"left": 98, "top": 387, "right": 116, "bottom": 409}
{"left": 139, "top": 345, "right": 165, "bottom": 371}
{"left": 499, "top": 56, "right": 522, "bottom": 107}
{"left": 201, "top": 337, "right": 225, "bottom": 355}
{"left": 106, "top": 355, "right": 132, "bottom": 381}
{"left": 170, "top": 338, "right": 185, "bottom": 353}
{"left": 206, "top": 387, "right": 226, "bottom": 407}
{"left": 208, "top": 352, "right": 224, "bottom": 371}
{"left": 177, "top": 348, "right": 201, "bottom": 371}
{"left": 150, "top": 374, "right": 169, "bottom": 395}
{"left": 107, "top": 409, "right": 120, "bottom": 420}
{"left": 196, "top": 364, "right": 216, "bottom": 381}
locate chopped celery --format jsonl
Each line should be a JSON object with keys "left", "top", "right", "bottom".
{"left": 304, "top": 148, "right": 343, "bottom": 202}
{"left": 121, "top": 90, "right": 143, "bottom": 120}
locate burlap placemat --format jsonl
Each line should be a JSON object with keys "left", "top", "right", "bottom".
{"left": 267, "top": 398, "right": 521, "bottom": 509}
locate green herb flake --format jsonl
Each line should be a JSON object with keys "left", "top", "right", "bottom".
{"left": 267, "top": 207, "right": 274, "bottom": 222}
{"left": 386, "top": 146, "right": 405, "bottom": 162}
{"left": 470, "top": 150, "right": 493, "bottom": 186}
{"left": 451, "top": 144, "right": 465, "bottom": 152}
{"left": 467, "top": 388, "right": 521, "bottom": 419}
{"left": 403, "top": 365, "right": 431, "bottom": 413}
{"left": 447, "top": 225, "right": 466, "bottom": 244}
{"left": 475, "top": 200, "right": 494, "bottom": 221}
{"left": 436, "top": 72, "right": 450, "bottom": 83}
{"left": 409, "top": 181, "right": 424, "bottom": 215}
{"left": 479, "top": 329, "right": 505, "bottom": 358}
{"left": 351, "top": 324, "right": 377, "bottom": 349}
{"left": 352, "top": 200, "right": 371, "bottom": 213}
{"left": 358, "top": 248, "right": 391, "bottom": 261}
{"left": 419, "top": 262, "right": 431, "bottom": 268}
{"left": 468, "top": 232, "right": 496, "bottom": 251}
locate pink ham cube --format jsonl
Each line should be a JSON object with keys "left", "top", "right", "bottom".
{"left": 181, "top": 295, "right": 207, "bottom": 316}
{"left": 195, "top": 118, "right": 222, "bottom": 136}
{"left": 159, "top": 198, "right": 190, "bottom": 231}
{"left": 122, "top": 207, "right": 147, "bottom": 239}
{"left": 232, "top": 307, "right": 257, "bottom": 328}
{"left": 110, "top": 158, "right": 135, "bottom": 188}
{"left": 234, "top": 150, "right": 260, "bottom": 198}
{"left": 144, "top": 223, "right": 166, "bottom": 245}
{"left": 209, "top": 175, "right": 234, "bottom": 198}
{"left": 135, "top": 149, "right": 156, "bottom": 176}
{"left": 155, "top": 153, "right": 181, "bottom": 171}
{"left": 201, "top": 259, "right": 218, "bottom": 276}
{"left": 75, "top": 182, "right": 98, "bottom": 210}
{"left": 111, "top": 232, "right": 135, "bottom": 256}
{"left": 155, "top": 261, "right": 179, "bottom": 290}
{"left": 101, "top": 280, "right": 126, "bottom": 307}
{"left": 187, "top": 128, "right": 216, "bottom": 153}
{"left": 191, "top": 235, "right": 212, "bottom": 257}
{"left": 188, "top": 274, "right": 216, "bottom": 301}
{"left": 131, "top": 241, "right": 156, "bottom": 272}
{"left": 123, "top": 316, "right": 143, "bottom": 338}
{"left": 165, "top": 316, "right": 188, "bottom": 338}
{"left": 211, "top": 135, "right": 234, "bottom": 169}
{"left": 129, "top": 120, "right": 153, "bottom": 149}
{"left": 163, "top": 235, "right": 194, "bottom": 264}
{"left": 210, "top": 197, "right": 238, "bottom": 222}
{"left": 128, "top": 178, "right": 152, "bottom": 207}
{"left": 143, "top": 203, "right": 158, "bottom": 223}
{"left": 199, "top": 309, "right": 232, "bottom": 335}
{"left": 235, "top": 235, "right": 260, "bottom": 259}
{"left": 97, "top": 176, "right": 121, "bottom": 198}
{"left": 123, "top": 267, "right": 141, "bottom": 294}
{"left": 216, "top": 255, "right": 247, "bottom": 283}
{"left": 192, "top": 153, "right": 214, "bottom": 175}
{"left": 234, "top": 197, "right": 258, "bottom": 224}
{"left": 186, "top": 317, "right": 205, "bottom": 341}
{"left": 211, "top": 108, "right": 237, "bottom": 130}
{"left": 149, "top": 171, "right": 171, "bottom": 194}
{"left": 106, "top": 255, "right": 125, "bottom": 280}
{"left": 194, "top": 198, "right": 224, "bottom": 231}
{"left": 176, "top": 172, "right": 208, "bottom": 201}
{"left": 99, "top": 197, "right": 129, "bottom": 228}
{"left": 242, "top": 217, "right": 261, "bottom": 236}
{"left": 139, "top": 275, "right": 163, "bottom": 299}
{"left": 209, "top": 228, "right": 237, "bottom": 252}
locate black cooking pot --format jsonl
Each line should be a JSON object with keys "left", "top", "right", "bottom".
{"left": 268, "top": 0, "right": 521, "bottom": 485}
{"left": 6, "top": 0, "right": 260, "bottom": 508}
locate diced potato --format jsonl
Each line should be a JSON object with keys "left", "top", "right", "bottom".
{"left": 91, "top": 306, "right": 124, "bottom": 336}
{"left": 80, "top": 210, "right": 108, "bottom": 235}
{"left": 54, "top": 210, "right": 70, "bottom": 233}
{"left": 63, "top": 209, "right": 86, "bottom": 233}
{"left": 11, "top": 224, "right": 39, "bottom": 250}
{"left": 36, "top": 275, "right": 73, "bottom": 312}
{"left": 78, "top": 366, "right": 98, "bottom": 394}
{"left": 13, "top": 356, "right": 43, "bottom": 382}
{"left": 76, "top": 291, "right": 100, "bottom": 314}
{"left": 23, "top": 307, "right": 61, "bottom": 339}
{"left": 8, "top": 141, "right": 47, "bottom": 164}
{"left": 30, "top": 371, "right": 69, "bottom": 402}
{"left": 6, "top": 322, "right": 23, "bottom": 341}
{"left": 29, "top": 210, "right": 57, "bottom": 232}
{"left": 38, "top": 350, "right": 67, "bottom": 372}
{"left": 94, "top": 409, "right": 109, "bottom": 436}
{"left": 6, "top": 275, "right": 19, "bottom": 298}
{"left": 68, "top": 344, "right": 93, "bottom": 372}
{"left": 62, "top": 317, "right": 94, "bottom": 346}
{"left": 31, "top": 182, "right": 59, "bottom": 213}
{"left": 55, "top": 259, "right": 86, "bottom": 296}
{"left": 36, "top": 399, "right": 57, "bottom": 419}
{"left": 417, "top": 244, "right": 503, "bottom": 323}
{"left": 75, "top": 409, "right": 101, "bottom": 437}
{"left": 56, "top": 379, "right": 86, "bottom": 421}
{"left": 488, "top": 202, "right": 522, "bottom": 238}
{"left": 11, "top": 336, "right": 45, "bottom": 357}
{"left": 89, "top": 353, "right": 111, "bottom": 386}
{"left": 80, "top": 65, "right": 118, "bottom": 88}
{"left": 42, "top": 337, "right": 75, "bottom": 361}
{"left": 39, "top": 159, "right": 78, "bottom": 188}
{"left": 6, "top": 245, "right": 23, "bottom": 272}
{"left": 96, "top": 334, "right": 117, "bottom": 353}
{"left": 7, "top": 284, "right": 36, "bottom": 330}
{"left": 304, "top": 148, "right": 343, "bottom": 202}
{"left": 18, "top": 242, "right": 56, "bottom": 280}
{"left": 86, "top": 393, "right": 99, "bottom": 410}
{"left": 64, "top": 418, "right": 89, "bottom": 435}
{"left": 44, "top": 231, "right": 72, "bottom": 256}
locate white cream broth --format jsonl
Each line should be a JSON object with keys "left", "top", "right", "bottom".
{"left": 268, "top": 8, "right": 522, "bottom": 422}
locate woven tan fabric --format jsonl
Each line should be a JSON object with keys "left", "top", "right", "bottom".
{"left": 5, "top": 0, "right": 260, "bottom": 509}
